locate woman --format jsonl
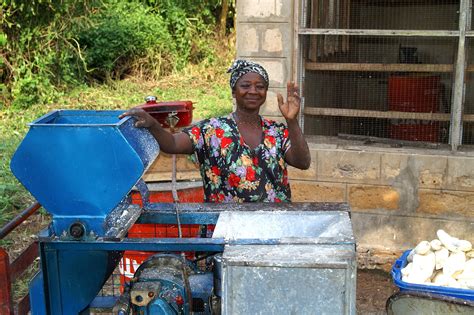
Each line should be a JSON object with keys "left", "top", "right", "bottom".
{"left": 120, "top": 59, "right": 310, "bottom": 202}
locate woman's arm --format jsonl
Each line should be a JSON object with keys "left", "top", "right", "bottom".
{"left": 277, "top": 82, "right": 311, "bottom": 170}
{"left": 119, "top": 108, "right": 194, "bottom": 154}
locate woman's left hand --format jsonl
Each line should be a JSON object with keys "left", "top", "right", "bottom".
{"left": 277, "top": 82, "right": 301, "bottom": 121}
{"left": 278, "top": 82, "right": 311, "bottom": 170}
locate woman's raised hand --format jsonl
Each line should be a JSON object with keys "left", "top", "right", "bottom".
{"left": 277, "top": 82, "right": 301, "bottom": 121}
{"left": 119, "top": 108, "right": 156, "bottom": 128}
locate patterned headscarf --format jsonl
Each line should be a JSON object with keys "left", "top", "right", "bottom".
{"left": 227, "top": 59, "right": 269, "bottom": 90}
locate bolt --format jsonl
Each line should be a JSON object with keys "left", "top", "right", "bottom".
{"left": 69, "top": 222, "right": 85, "bottom": 239}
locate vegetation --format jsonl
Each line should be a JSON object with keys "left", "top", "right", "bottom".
{"left": 1, "top": 0, "right": 234, "bottom": 107}
{"left": 0, "top": 0, "right": 236, "bottom": 226}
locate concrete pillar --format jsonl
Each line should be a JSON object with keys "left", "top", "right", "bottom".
{"left": 236, "top": 0, "right": 295, "bottom": 120}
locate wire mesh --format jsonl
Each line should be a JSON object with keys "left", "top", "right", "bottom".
{"left": 99, "top": 268, "right": 123, "bottom": 297}
{"left": 305, "top": 0, "right": 460, "bottom": 30}
{"left": 305, "top": 36, "right": 457, "bottom": 64}
{"left": 463, "top": 122, "right": 474, "bottom": 145}
{"left": 301, "top": 0, "right": 461, "bottom": 145}
{"left": 463, "top": 38, "right": 474, "bottom": 145}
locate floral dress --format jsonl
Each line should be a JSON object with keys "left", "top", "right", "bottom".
{"left": 183, "top": 114, "right": 291, "bottom": 202}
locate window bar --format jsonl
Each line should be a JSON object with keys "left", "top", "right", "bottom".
{"left": 298, "top": 29, "right": 459, "bottom": 37}
{"left": 297, "top": 0, "right": 309, "bottom": 130}
{"left": 450, "top": 0, "right": 470, "bottom": 150}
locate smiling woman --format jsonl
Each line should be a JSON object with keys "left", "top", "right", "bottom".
{"left": 120, "top": 59, "right": 310, "bottom": 202}
{"left": 232, "top": 72, "right": 268, "bottom": 149}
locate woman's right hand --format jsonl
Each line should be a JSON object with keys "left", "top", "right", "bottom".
{"left": 119, "top": 107, "right": 194, "bottom": 154}
{"left": 119, "top": 108, "right": 156, "bottom": 128}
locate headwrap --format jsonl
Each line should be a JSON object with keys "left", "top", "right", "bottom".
{"left": 227, "top": 59, "right": 269, "bottom": 89}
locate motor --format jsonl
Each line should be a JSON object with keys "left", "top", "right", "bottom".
{"left": 119, "top": 253, "right": 218, "bottom": 314}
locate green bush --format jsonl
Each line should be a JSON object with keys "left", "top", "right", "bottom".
{"left": 1, "top": 0, "right": 229, "bottom": 108}
{"left": 77, "top": 0, "right": 221, "bottom": 81}
{"left": 150, "top": 0, "right": 221, "bottom": 65}
{"left": 2, "top": 1, "right": 93, "bottom": 108}
{"left": 77, "top": 1, "right": 176, "bottom": 81}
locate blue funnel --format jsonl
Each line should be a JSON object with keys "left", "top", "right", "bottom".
{"left": 11, "top": 110, "right": 159, "bottom": 236}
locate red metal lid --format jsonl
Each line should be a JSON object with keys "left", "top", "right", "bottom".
{"left": 137, "top": 96, "right": 194, "bottom": 128}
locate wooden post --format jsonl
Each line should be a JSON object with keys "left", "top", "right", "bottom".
{"left": 0, "top": 248, "right": 13, "bottom": 315}
{"left": 309, "top": 0, "right": 319, "bottom": 61}
{"left": 296, "top": 0, "right": 308, "bottom": 130}
{"left": 450, "top": 0, "right": 471, "bottom": 150}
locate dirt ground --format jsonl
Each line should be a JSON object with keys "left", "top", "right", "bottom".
{"left": 2, "top": 212, "right": 49, "bottom": 259}
{"left": 357, "top": 269, "right": 399, "bottom": 314}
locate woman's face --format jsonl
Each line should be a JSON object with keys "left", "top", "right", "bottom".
{"left": 232, "top": 72, "right": 268, "bottom": 111}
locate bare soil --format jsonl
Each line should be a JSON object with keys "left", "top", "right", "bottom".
{"left": 357, "top": 269, "right": 399, "bottom": 314}
{"left": 2, "top": 212, "right": 50, "bottom": 260}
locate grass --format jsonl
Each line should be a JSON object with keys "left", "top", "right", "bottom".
{"left": 0, "top": 111, "right": 42, "bottom": 227}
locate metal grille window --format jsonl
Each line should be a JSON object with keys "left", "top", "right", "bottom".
{"left": 298, "top": 0, "right": 473, "bottom": 150}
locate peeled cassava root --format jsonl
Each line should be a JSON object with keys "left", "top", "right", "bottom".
{"left": 401, "top": 229, "right": 474, "bottom": 290}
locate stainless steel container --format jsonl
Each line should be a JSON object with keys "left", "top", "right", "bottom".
{"left": 213, "top": 210, "right": 356, "bottom": 315}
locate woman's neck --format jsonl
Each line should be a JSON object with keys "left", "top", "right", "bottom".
{"left": 233, "top": 110, "right": 260, "bottom": 127}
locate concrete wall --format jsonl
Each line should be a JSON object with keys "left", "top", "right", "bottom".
{"left": 289, "top": 142, "right": 474, "bottom": 270}
{"left": 235, "top": 0, "right": 474, "bottom": 271}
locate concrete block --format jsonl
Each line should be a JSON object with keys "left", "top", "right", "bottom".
{"left": 263, "top": 28, "right": 283, "bottom": 53}
{"left": 237, "top": 26, "right": 259, "bottom": 53}
{"left": 381, "top": 153, "right": 408, "bottom": 183}
{"left": 380, "top": 153, "right": 449, "bottom": 212}
{"left": 259, "top": 88, "right": 286, "bottom": 116}
{"left": 288, "top": 150, "right": 317, "bottom": 180}
{"left": 417, "top": 189, "right": 474, "bottom": 217}
{"left": 309, "top": 142, "right": 338, "bottom": 150}
{"left": 291, "top": 181, "right": 345, "bottom": 202}
{"left": 237, "top": 24, "right": 292, "bottom": 58}
{"left": 267, "top": 26, "right": 292, "bottom": 59}
{"left": 348, "top": 185, "right": 400, "bottom": 210}
{"left": 260, "top": 58, "right": 287, "bottom": 87}
{"left": 352, "top": 212, "right": 474, "bottom": 269}
{"left": 388, "top": 155, "right": 420, "bottom": 213}
{"left": 416, "top": 155, "right": 448, "bottom": 189}
{"left": 237, "top": 0, "right": 292, "bottom": 22}
{"left": 317, "top": 149, "right": 381, "bottom": 183}
{"left": 446, "top": 155, "right": 474, "bottom": 191}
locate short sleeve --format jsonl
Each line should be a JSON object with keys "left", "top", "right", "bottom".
{"left": 182, "top": 120, "right": 208, "bottom": 165}
{"left": 182, "top": 124, "right": 201, "bottom": 150}
{"left": 281, "top": 124, "right": 291, "bottom": 154}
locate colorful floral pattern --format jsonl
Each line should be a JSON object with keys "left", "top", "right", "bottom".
{"left": 183, "top": 115, "right": 291, "bottom": 203}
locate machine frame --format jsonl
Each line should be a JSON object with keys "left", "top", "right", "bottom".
{"left": 36, "top": 202, "right": 353, "bottom": 314}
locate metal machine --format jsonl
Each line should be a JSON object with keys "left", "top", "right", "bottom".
{"left": 11, "top": 110, "right": 357, "bottom": 314}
